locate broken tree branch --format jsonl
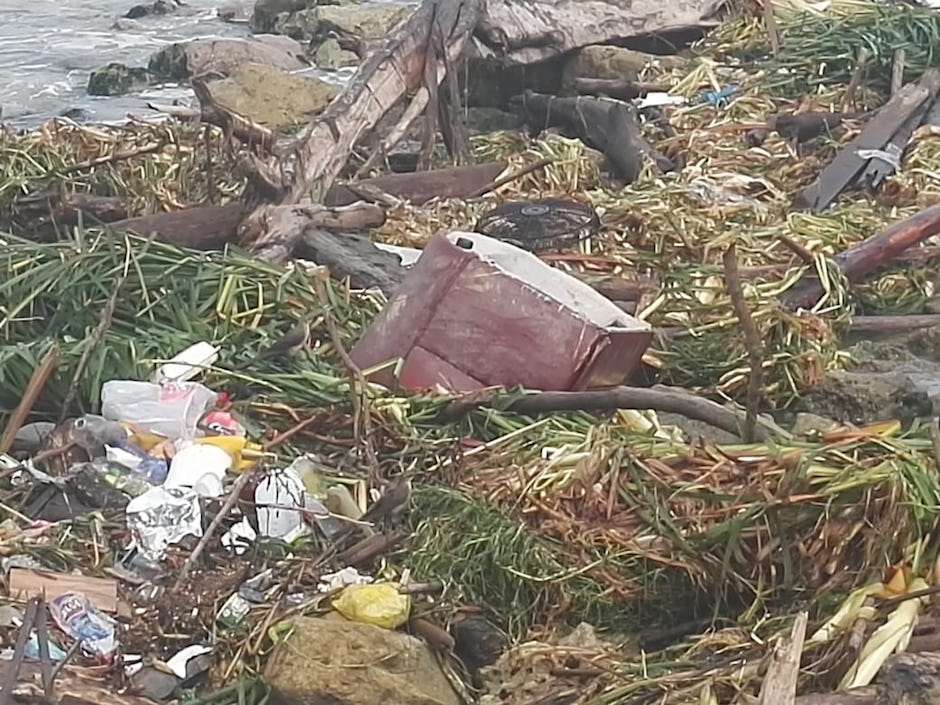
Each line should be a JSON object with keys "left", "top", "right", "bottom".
{"left": 440, "top": 385, "right": 790, "bottom": 441}
{"left": 785, "top": 202, "right": 940, "bottom": 308}
{"left": 192, "top": 77, "right": 274, "bottom": 153}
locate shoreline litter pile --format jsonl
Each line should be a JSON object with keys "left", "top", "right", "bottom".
{"left": 5, "top": 0, "right": 940, "bottom": 704}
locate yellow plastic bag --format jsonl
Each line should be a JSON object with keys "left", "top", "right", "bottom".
{"left": 332, "top": 583, "right": 411, "bottom": 629}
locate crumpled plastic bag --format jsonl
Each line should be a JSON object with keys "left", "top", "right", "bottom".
{"left": 331, "top": 583, "right": 411, "bottom": 629}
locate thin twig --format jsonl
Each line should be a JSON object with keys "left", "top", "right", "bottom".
{"left": 59, "top": 142, "right": 164, "bottom": 175}
{"left": 48, "top": 639, "right": 81, "bottom": 688}
{"left": 58, "top": 271, "right": 127, "bottom": 423}
{"left": 263, "top": 415, "right": 320, "bottom": 451}
{"left": 173, "top": 472, "right": 252, "bottom": 590}
{"left": 879, "top": 583, "right": 940, "bottom": 610}
{"left": 313, "top": 276, "right": 381, "bottom": 481}
{"left": 777, "top": 235, "right": 815, "bottom": 265}
{"left": 724, "top": 243, "right": 764, "bottom": 443}
{"left": 466, "top": 157, "right": 552, "bottom": 198}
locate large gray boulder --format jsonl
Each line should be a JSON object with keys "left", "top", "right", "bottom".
{"left": 148, "top": 35, "right": 308, "bottom": 80}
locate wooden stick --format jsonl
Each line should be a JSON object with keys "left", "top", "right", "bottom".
{"left": 466, "top": 157, "right": 551, "bottom": 198}
{"left": 263, "top": 415, "right": 320, "bottom": 451}
{"left": 777, "top": 235, "right": 815, "bottom": 265}
{"left": 34, "top": 596, "right": 52, "bottom": 698}
{"left": 758, "top": 612, "right": 808, "bottom": 705}
{"left": 891, "top": 48, "right": 906, "bottom": 97}
{"left": 724, "top": 244, "right": 764, "bottom": 444}
{"left": 763, "top": 0, "right": 781, "bottom": 56}
{"left": 842, "top": 47, "right": 871, "bottom": 113}
{"left": 173, "top": 471, "right": 252, "bottom": 590}
{"left": 0, "top": 346, "right": 60, "bottom": 454}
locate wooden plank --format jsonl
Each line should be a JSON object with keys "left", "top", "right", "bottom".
{"left": 858, "top": 69, "right": 940, "bottom": 189}
{"left": 8, "top": 568, "right": 118, "bottom": 614}
{"left": 796, "top": 81, "right": 932, "bottom": 212}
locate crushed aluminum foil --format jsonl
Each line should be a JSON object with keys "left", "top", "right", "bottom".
{"left": 125, "top": 486, "right": 202, "bottom": 561}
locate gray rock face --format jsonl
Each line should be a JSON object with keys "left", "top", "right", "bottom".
{"left": 87, "top": 63, "right": 153, "bottom": 96}
{"left": 148, "top": 35, "right": 308, "bottom": 81}
{"left": 265, "top": 615, "right": 459, "bottom": 705}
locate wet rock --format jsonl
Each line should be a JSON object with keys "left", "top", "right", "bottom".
{"left": 59, "top": 107, "right": 94, "bottom": 122}
{"left": 148, "top": 35, "right": 308, "bottom": 81}
{"left": 124, "top": 0, "right": 177, "bottom": 18}
{"left": 277, "top": 3, "right": 412, "bottom": 43}
{"left": 561, "top": 45, "right": 687, "bottom": 89}
{"left": 452, "top": 615, "right": 507, "bottom": 673}
{"left": 265, "top": 614, "right": 459, "bottom": 705}
{"left": 249, "top": 0, "right": 308, "bottom": 33}
{"left": 798, "top": 334, "right": 940, "bottom": 425}
{"left": 313, "top": 38, "right": 359, "bottom": 69}
{"left": 112, "top": 17, "right": 145, "bottom": 30}
{"left": 87, "top": 63, "right": 153, "bottom": 96}
{"left": 790, "top": 412, "right": 839, "bottom": 438}
{"left": 218, "top": 1, "right": 253, "bottom": 23}
{"left": 206, "top": 63, "right": 339, "bottom": 130}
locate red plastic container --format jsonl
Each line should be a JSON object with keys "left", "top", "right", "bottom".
{"left": 349, "top": 231, "right": 652, "bottom": 392}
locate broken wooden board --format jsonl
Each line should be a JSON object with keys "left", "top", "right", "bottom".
{"left": 9, "top": 568, "right": 118, "bottom": 613}
{"left": 857, "top": 68, "right": 940, "bottom": 189}
{"left": 796, "top": 77, "right": 935, "bottom": 212}
{"left": 470, "top": 0, "right": 725, "bottom": 66}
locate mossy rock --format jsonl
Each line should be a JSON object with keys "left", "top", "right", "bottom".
{"left": 87, "top": 63, "right": 152, "bottom": 96}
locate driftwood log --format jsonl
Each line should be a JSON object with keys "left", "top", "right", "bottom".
{"left": 59, "top": 162, "right": 508, "bottom": 250}
{"left": 13, "top": 0, "right": 728, "bottom": 282}
{"left": 470, "top": 0, "right": 724, "bottom": 65}
{"left": 510, "top": 91, "right": 649, "bottom": 181}
{"left": 784, "top": 203, "right": 940, "bottom": 309}
{"left": 235, "top": 0, "right": 486, "bottom": 261}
